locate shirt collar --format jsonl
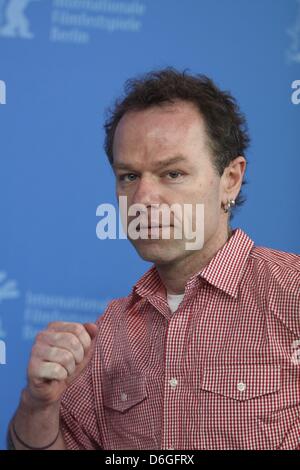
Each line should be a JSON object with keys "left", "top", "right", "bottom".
{"left": 198, "top": 228, "right": 254, "bottom": 298}
{"left": 130, "top": 228, "right": 254, "bottom": 302}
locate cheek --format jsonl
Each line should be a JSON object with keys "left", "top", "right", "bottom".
{"left": 116, "top": 184, "right": 133, "bottom": 200}
{"left": 196, "top": 177, "right": 221, "bottom": 206}
{"left": 208, "top": 179, "right": 221, "bottom": 204}
{"left": 201, "top": 181, "right": 222, "bottom": 225}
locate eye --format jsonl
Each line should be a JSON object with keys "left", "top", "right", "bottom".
{"left": 118, "top": 173, "right": 137, "bottom": 182}
{"left": 165, "top": 171, "right": 183, "bottom": 179}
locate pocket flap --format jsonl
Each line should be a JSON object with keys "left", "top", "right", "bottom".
{"left": 103, "top": 373, "right": 147, "bottom": 412}
{"left": 202, "top": 364, "right": 281, "bottom": 401}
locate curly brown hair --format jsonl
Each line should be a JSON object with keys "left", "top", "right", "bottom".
{"left": 104, "top": 68, "right": 250, "bottom": 217}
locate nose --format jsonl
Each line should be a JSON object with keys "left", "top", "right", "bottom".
{"left": 131, "top": 175, "right": 161, "bottom": 207}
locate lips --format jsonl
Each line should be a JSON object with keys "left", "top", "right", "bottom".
{"left": 139, "top": 225, "right": 173, "bottom": 229}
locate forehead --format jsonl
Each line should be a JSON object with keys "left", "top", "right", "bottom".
{"left": 113, "top": 100, "right": 209, "bottom": 165}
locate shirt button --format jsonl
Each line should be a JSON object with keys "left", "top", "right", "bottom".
{"left": 169, "top": 378, "right": 178, "bottom": 388}
{"left": 120, "top": 392, "right": 128, "bottom": 402}
{"left": 237, "top": 382, "right": 246, "bottom": 392}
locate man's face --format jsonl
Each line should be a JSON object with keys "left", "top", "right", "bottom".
{"left": 112, "top": 100, "right": 226, "bottom": 265}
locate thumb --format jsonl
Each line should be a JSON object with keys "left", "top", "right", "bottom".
{"left": 83, "top": 322, "right": 98, "bottom": 340}
{"left": 67, "top": 323, "right": 98, "bottom": 384}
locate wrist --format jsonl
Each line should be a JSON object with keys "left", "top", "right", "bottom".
{"left": 11, "top": 419, "right": 60, "bottom": 450}
{"left": 20, "top": 387, "right": 61, "bottom": 414}
{"left": 11, "top": 390, "right": 62, "bottom": 450}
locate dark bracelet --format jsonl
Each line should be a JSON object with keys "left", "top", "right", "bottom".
{"left": 7, "top": 428, "right": 16, "bottom": 450}
{"left": 12, "top": 420, "right": 60, "bottom": 450}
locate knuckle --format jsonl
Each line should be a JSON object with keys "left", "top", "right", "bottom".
{"left": 31, "top": 343, "right": 41, "bottom": 357}
{"left": 48, "top": 346, "right": 58, "bottom": 361}
{"left": 69, "top": 334, "right": 80, "bottom": 349}
{"left": 73, "top": 323, "right": 84, "bottom": 336}
{"left": 52, "top": 331, "right": 61, "bottom": 343}
{"left": 28, "top": 358, "right": 42, "bottom": 378}
{"left": 47, "top": 321, "right": 64, "bottom": 330}
{"left": 27, "top": 356, "right": 37, "bottom": 372}
{"left": 35, "top": 331, "right": 45, "bottom": 343}
{"left": 52, "top": 363, "right": 63, "bottom": 376}
{"left": 61, "top": 349, "right": 73, "bottom": 364}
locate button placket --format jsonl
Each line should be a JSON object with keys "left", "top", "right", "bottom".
{"left": 162, "top": 312, "right": 190, "bottom": 450}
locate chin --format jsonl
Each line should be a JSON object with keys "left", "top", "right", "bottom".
{"left": 132, "top": 239, "right": 184, "bottom": 265}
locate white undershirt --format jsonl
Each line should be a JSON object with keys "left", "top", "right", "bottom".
{"left": 167, "top": 291, "right": 185, "bottom": 313}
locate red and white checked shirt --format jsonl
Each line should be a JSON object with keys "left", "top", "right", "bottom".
{"left": 60, "top": 228, "right": 300, "bottom": 450}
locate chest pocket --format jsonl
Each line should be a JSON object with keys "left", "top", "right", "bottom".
{"left": 201, "top": 364, "right": 281, "bottom": 401}
{"left": 191, "top": 364, "right": 288, "bottom": 449}
{"left": 103, "top": 373, "right": 148, "bottom": 413}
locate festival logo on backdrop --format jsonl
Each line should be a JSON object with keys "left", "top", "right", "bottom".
{"left": 0, "top": 270, "right": 20, "bottom": 339}
{"left": 0, "top": 0, "right": 147, "bottom": 45}
{"left": 287, "top": 0, "right": 300, "bottom": 64}
{"left": 0, "top": 271, "right": 20, "bottom": 364}
{"left": 0, "top": 271, "right": 20, "bottom": 304}
{"left": 0, "top": 0, "right": 38, "bottom": 39}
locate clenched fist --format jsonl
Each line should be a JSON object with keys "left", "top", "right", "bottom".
{"left": 27, "top": 322, "right": 98, "bottom": 406}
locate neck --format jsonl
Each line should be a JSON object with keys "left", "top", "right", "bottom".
{"left": 156, "top": 226, "right": 233, "bottom": 295}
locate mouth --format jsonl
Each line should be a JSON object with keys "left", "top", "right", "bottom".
{"left": 138, "top": 225, "right": 173, "bottom": 229}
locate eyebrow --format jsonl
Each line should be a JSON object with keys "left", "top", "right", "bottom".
{"left": 112, "top": 155, "right": 188, "bottom": 172}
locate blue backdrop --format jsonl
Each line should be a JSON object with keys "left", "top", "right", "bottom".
{"left": 0, "top": 0, "right": 299, "bottom": 450}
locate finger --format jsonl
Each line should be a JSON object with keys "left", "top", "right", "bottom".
{"left": 30, "top": 358, "right": 68, "bottom": 381}
{"left": 32, "top": 343, "right": 76, "bottom": 376}
{"left": 38, "top": 331, "right": 85, "bottom": 364}
{"left": 47, "top": 322, "right": 92, "bottom": 352}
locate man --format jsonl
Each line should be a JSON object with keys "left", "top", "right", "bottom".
{"left": 8, "top": 68, "right": 300, "bottom": 450}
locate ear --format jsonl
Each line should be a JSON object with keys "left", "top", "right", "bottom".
{"left": 220, "top": 156, "right": 247, "bottom": 202}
